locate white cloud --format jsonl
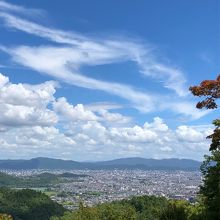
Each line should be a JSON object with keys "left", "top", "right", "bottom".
{"left": 110, "top": 125, "right": 157, "bottom": 143}
{"left": 0, "top": 125, "right": 76, "bottom": 159}
{"left": 0, "top": 73, "right": 57, "bottom": 127}
{"left": 0, "top": 72, "right": 211, "bottom": 161}
{"left": 144, "top": 117, "right": 168, "bottom": 132}
{"left": 82, "top": 121, "right": 107, "bottom": 140}
{"left": 0, "top": 73, "right": 9, "bottom": 87}
{"left": 136, "top": 57, "right": 187, "bottom": 96}
{"left": 0, "top": 79, "right": 211, "bottom": 161}
{"left": 0, "top": 1, "right": 44, "bottom": 17}
{"left": 168, "top": 102, "right": 209, "bottom": 120}
{"left": 3, "top": 44, "right": 159, "bottom": 112}
{"left": 0, "top": 80, "right": 57, "bottom": 107}
{"left": 15, "top": 126, "right": 76, "bottom": 147}
{"left": 160, "top": 146, "right": 173, "bottom": 152}
{"left": 53, "top": 97, "right": 98, "bottom": 122}
{"left": 85, "top": 102, "right": 123, "bottom": 111}
{"left": 53, "top": 97, "right": 130, "bottom": 125}
{"left": 97, "top": 109, "right": 130, "bottom": 124}
{"left": 176, "top": 125, "right": 207, "bottom": 143}
{"left": 0, "top": 104, "right": 57, "bottom": 127}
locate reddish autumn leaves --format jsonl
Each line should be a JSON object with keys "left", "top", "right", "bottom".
{"left": 189, "top": 75, "right": 220, "bottom": 109}
{"left": 190, "top": 75, "right": 220, "bottom": 151}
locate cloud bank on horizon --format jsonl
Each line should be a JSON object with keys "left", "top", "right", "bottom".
{"left": 0, "top": 0, "right": 215, "bottom": 160}
{"left": 0, "top": 72, "right": 212, "bottom": 160}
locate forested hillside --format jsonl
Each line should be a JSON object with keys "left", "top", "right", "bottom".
{"left": 0, "top": 188, "right": 65, "bottom": 220}
{"left": 0, "top": 189, "right": 204, "bottom": 220}
{"left": 50, "top": 195, "right": 204, "bottom": 220}
{"left": 0, "top": 172, "right": 86, "bottom": 188}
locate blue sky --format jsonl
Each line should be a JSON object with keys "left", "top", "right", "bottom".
{"left": 0, "top": 0, "right": 219, "bottom": 161}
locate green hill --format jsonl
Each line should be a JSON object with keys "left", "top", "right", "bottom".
{"left": 0, "top": 188, "right": 65, "bottom": 220}
{"left": 0, "top": 172, "right": 86, "bottom": 188}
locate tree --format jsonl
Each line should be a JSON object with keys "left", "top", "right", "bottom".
{"left": 190, "top": 75, "right": 220, "bottom": 220}
{"left": 0, "top": 188, "right": 65, "bottom": 220}
{"left": 0, "top": 214, "right": 13, "bottom": 220}
{"left": 189, "top": 75, "right": 220, "bottom": 110}
{"left": 159, "top": 200, "right": 188, "bottom": 220}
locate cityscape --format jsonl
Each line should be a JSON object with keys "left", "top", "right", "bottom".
{"left": 1, "top": 169, "right": 202, "bottom": 210}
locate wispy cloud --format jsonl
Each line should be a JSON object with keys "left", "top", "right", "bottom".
{"left": 0, "top": 12, "right": 85, "bottom": 45}
{"left": 0, "top": 64, "right": 7, "bottom": 68}
{"left": 0, "top": 10, "right": 187, "bottom": 95}
{"left": 0, "top": 1, "right": 208, "bottom": 119}
{"left": 85, "top": 102, "right": 123, "bottom": 111}
{"left": 198, "top": 52, "right": 214, "bottom": 66}
{"left": 0, "top": 1, "right": 45, "bottom": 17}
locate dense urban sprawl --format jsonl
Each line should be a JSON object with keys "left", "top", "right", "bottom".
{"left": 1, "top": 169, "right": 201, "bottom": 210}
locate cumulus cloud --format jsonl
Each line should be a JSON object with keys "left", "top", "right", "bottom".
{"left": 110, "top": 126, "right": 157, "bottom": 143}
{"left": 0, "top": 73, "right": 57, "bottom": 127}
{"left": 144, "top": 117, "right": 168, "bottom": 132}
{"left": 0, "top": 73, "right": 211, "bottom": 160}
{"left": 0, "top": 73, "right": 9, "bottom": 87}
{"left": 0, "top": 79, "right": 211, "bottom": 162}
{"left": 53, "top": 97, "right": 98, "bottom": 122}
{"left": 0, "top": 104, "right": 57, "bottom": 127}
{"left": 176, "top": 125, "right": 207, "bottom": 143}
{"left": 54, "top": 116, "right": 211, "bottom": 160}
{"left": 97, "top": 109, "right": 131, "bottom": 124}
{"left": 0, "top": 80, "right": 57, "bottom": 107}
{"left": 15, "top": 126, "right": 76, "bottom": 147}
{"left": 160, "top": 146, "right": 173, "bottom": 152}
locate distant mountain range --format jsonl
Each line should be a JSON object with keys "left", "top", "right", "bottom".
{"left": 0, "top": 157, "right": 201, "bottom": 170}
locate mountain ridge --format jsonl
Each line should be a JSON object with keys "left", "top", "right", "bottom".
{"left": 0, "top": 157, "right": 201, "bottom": 170}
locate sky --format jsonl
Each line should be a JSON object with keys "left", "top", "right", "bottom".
{"left": 0, "top": 0, "right": 219, "bottom": 161}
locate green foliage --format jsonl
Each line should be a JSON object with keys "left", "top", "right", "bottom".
{"left": 58, "top": 173, "right": 87, "bottom": 178}
{"left": 190, "top": 76, "right": 220, "bottom": 219}
{"left": 160, "top": 201, "right": 186, "bottom": 220}
{"left": 200, "top": 151, "right": 220, "bottom": 219}
{"left": 118, "top": 195, "right": 168, "bottom": 219}
{"left": 0, "top": 188, "right": 65, "bottom": 220}
{"left": 0, "top": 189, "right": 204, "bottom": 220}
{"left": 0, "top": 173, "right": 23, "bottom": 187}
{"left": 206, "top": 119, "right": 220, "bottom": 151}
{"left": 185, "top": 202, "right": 205, "bottom": 220}
{"left": 51, "top": 201, "right": 137, "bottom": 220}
{"left": 0, "top": 172, "right": 82, "bottom": 188}
{"left": 0, "top": 214, "right": 13, "bottom": 220}
{"left": 51, "top": 196, "right": 205, "bottom": 220}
